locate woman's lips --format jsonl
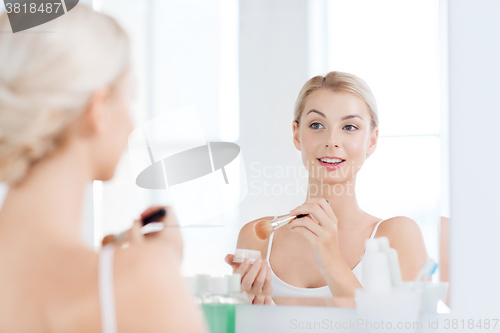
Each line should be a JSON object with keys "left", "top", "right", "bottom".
{"left": 317, "top": 158, "right": 345, "bottom": 170}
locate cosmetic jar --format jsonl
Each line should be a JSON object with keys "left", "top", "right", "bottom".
{"left": 396, "top": 281, "right": 449, "bottom": 314}
{"left": 232, "top": 249, "right": 261, "bottom": 264}
{"left": 355, "top": 287, "right": 423, "bottom": 333}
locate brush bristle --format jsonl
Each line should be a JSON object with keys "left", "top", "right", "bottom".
{"left": 254, "top": 219, "right": 274, "bottom": 240}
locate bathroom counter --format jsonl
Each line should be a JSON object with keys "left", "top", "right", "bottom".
{"left": 235, "top": 301, "right": 452, "bottom": 333}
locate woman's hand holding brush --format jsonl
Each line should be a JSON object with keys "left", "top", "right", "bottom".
{"left": 287, "top": 198, "right": 341, "bottom": 273}
{"left": 101, "top": 206, "right": 184, "bottom": 263}
{"left": 225, "top": 254, "right": 273, "bottom": 305}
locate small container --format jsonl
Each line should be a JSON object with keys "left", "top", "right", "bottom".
{"left": 397, "top": 281, "right": 449, "bottom": 314}
{"left": 355, "top": 287, "right": 423, "bottom": 333}
{"left": 203, "top": 275, "right": 233, "bottom": 333}
{"left": 421, "top": 281, "right": 449, "bottom": 314}
{"left": 195, "top": 274, "right": 211, "bottom": 304}
{"left": 208, "top": 276, "right": 229, "bottom": 302}
{"left": 232, "top": 249, "right": 261, "bottom": 264}
{"left": 183, "top": 275, "right": 197, "bottom": 295}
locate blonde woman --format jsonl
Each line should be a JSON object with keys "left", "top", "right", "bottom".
{"left": 0, "top": 5, "right": 207, "bottom": 332}
{"left": 225, "top": 71, "right": 428, "bottom": 305}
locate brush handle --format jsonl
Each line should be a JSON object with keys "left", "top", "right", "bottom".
{"left": 113, "top": 208, "right": 167, "bottom": 243}
{"left": 271, "top": 213, "right": 309, "bottom": 231}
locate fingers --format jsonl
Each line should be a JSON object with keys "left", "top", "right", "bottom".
{"left": 315, "top": 198, "right": 336, "bottom": 225}
{"left": 290, "top": 225, "right": 317, "bottom": 244}
{"left": 252, "top": 295, "right": 273, "bottom": 305}
{"left": 287, "top": 216, "right": 322, "bottom": 236}
{"left": 225, "top": 254, "right": 240, "bottom": 273}
{"left": 234, "top": 259, "right": 252, "bottom": 281}
{"left": 241, "top": 259, "right": 263, "bottom": 293}
{"left": 251, "top": 260, "right": 268, "bottom": 294}
{"left": 122, "top": 206, "right": 184, "bottom": 261}
{"left": 253, "top": 294, "right": 266, "bottom": 305}
{"left": 290, "top": 198, "right": 336, "bottom": 229}
{"left": 264, "top": 295, "right": 273, "bottom": 305}
{"left": 262, "top": 262, "right": 273, "bottom": 295}
{"left": 233, "top": 259, "right": 273, "bottom": 305}
{"left": 291, "top": 204, "right": 329, "bottom": 227}
{"left": 129, "top": 219, "right": 143, "bottom": 244}
{"left": 102, "top": 206, "right": 183, "bottom": 258}
{"left": 225, "top": 254, "right": 242, "bottom": 272}
{"left": 246, "top": 293, "right": 256, "bottom": 303}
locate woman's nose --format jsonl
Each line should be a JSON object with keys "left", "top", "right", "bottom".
{"left": 325, "top": 133, "right": 340, "bottom": 148}
{"left": 324, "top": 129, "right": 341, "bottom": 148}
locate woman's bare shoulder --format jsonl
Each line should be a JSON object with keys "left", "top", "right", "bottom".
{"left": 375, "top": 216, "right": 424, "bottom": 240}
{"left": 236, "top": 216, "right": 275, "bottom": 251}
{"left": 374, "top": 216, "right": 428, "bottom": 279}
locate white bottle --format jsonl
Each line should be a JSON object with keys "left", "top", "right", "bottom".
{"left": 362, "top": 238, "right": 392, "bottom": 293}
{"left": 195, "top": 274, "right": 211, "bottom": 304}
{"left": 355, "top": 238, "right": 423, "bottom": 332}
{"left": 183, "top": 275, "right": 197, "bottom": 296}
{"left": 376, "top": 236, "right": 403, "bottom": 287}
{"left": 204, "top": 275, "right": 229, "bottom": 304}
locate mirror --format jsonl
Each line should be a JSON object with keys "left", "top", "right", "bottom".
{"left": 95, "top": 0, "right": 449, "bottom": 309}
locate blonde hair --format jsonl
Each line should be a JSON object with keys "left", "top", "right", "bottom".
{"left": 293, "top": 71, "right": 379, "bottom": 130}
{"left": 0, "top": 5, "right": 130, "bottom": 185}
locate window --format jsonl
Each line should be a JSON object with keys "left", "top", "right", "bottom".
{"left": 326, "top": 0, "right": 448, "bottom": 272}
{"left": 96, "top": 0, "right": 239, "bottom": 276}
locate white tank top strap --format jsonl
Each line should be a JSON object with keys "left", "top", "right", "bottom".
{"left": 266, "top": 215, "right": 278, "bottom": 262}
{"left": 99, "top": 244, "right": 117, "bottom": 333}
{"left": 369, "top": 218, "right": 387, "bottom": 239}
{"left": 266, "top": 232, "right": 274, "bottom": 262}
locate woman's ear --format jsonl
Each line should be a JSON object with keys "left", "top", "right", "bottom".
{"left": 366, "top": 126, "right": 379, "bottom": 158}
{"left": 76, "top": 88, "right": 112, "bottom": 138}
{"left": 292, "top": 120, "right": 301, "bottom": 151}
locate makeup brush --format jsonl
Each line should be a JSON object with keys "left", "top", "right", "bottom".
{"left": 113, "top": 208, "right": 167, "bottom": 243}
{"left": 254, "top": 213, "right": 309, "bottom": 240}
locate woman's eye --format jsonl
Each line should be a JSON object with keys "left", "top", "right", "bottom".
{"left": 344, "top": 124, "right": 358, "bottom": 131}
{"left": 310, "top": 122, "right": 324, "bottom": 130}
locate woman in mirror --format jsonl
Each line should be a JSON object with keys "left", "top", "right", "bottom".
{"left": 0, "top": 5, "right": 207, "bottom": 332}
{"left": 226, "top": 71, "right": 428, "bottom": 305}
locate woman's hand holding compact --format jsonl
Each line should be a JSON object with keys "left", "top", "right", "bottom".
{"left": 288, "top": 198, "right": 342, "bottom": 273}
{"left": 225, "top": 254, "right": 273, "bottom": 305}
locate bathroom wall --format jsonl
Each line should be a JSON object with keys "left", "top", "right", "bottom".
{"left": 448, "top": 0, "right": 500, "bottom": 316}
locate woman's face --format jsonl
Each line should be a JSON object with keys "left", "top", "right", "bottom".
{"left": 292, "top": 89, "right": 378, "bottom": 184}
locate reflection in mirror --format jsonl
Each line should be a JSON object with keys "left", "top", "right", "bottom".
{"left": 235, "top": 0, "right": 449, "bottom": 309}
{"left": 94, "top": 0, "right": 449, "bottom": 314}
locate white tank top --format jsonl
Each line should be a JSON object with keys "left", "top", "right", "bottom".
{"left": 99, "top": 244, "right": 117, "bottom": 333}
{"left": 266, "top": 218, "right": 387, "bottom": 297}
